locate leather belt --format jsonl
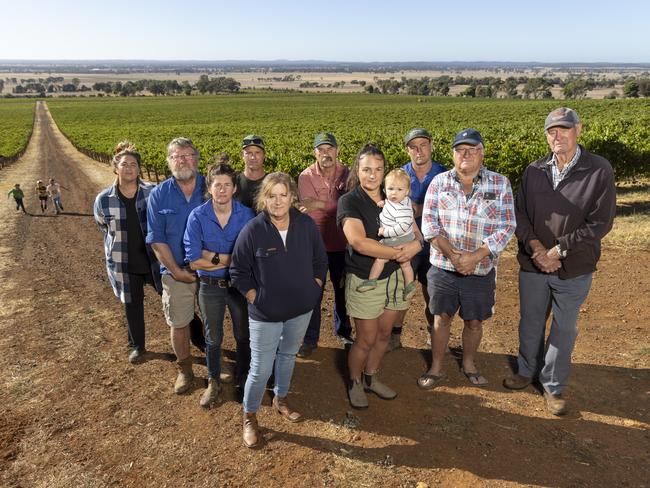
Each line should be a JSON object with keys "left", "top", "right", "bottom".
{"left": 199, "top": 276, "right": 230, "bottom": 288}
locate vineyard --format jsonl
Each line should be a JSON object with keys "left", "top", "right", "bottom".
{"left": 38, "top": 94, "right": 650, "bottom": 183}
{"left": 0, "top": 99, "right": 35, "bottom": 164}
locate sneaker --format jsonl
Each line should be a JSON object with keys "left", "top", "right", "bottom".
{"left": 503, "top": 374, "right": 533, "bottom": 390}
{"left": 297, "top": 343, "right": 316, "bottom": 358}
{"left": 128, "top": 348, "right": 146, "bottom": 364}
{"left": 199, "top": 378, "right": 221, "bottom": 409}
{"left": 363, "top": 373, "right": 397, "bottom": 400}
{"left": 543, "top": 391, "right": 567, "bottom": 416}
{"left": 174, "top": 357, "right": 194, "bottom": 394}
{"left": 403, "top": 281, "right": 417, "bottom": 301}
{"left": 386, "top": 333, "right": 402, "bottom": 352}
{"left": 348, "top": 379, "right": 369, "bottom": 409}
{"left": 336, "top": 334, "right": 353, "bottom": 346}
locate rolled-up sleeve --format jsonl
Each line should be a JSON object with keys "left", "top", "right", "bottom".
{"left": 484, "top": 178, "right": 516, "bottom": 256}
{"left": 183, "top": 210, "right": 203, "bottom": 263}
{"left": 146, "top": 189, "right": 165, "bottom": 244}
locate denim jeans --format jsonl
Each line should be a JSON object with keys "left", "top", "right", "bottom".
{"left": 243, "top": 310, "right": 312, "bottom": 413}
{"left": 52, "top": 196, "right": 63, "bottom": 213}
{"left": 302, "top": 251, "right": 351, "bottom": 346}
{"left": 198, "top": 282, "right": 250, "bottom": 381}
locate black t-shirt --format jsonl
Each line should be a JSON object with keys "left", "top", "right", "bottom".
{"left": 336, "top": 186, "right": 399, "bottom": 280}
{"left": 117, "top": 187, "right": 151, "bottom": 275}
{"left": 234, "top": 173, "right": 265, "bottom": 210}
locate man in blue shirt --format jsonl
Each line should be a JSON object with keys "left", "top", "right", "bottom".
{"left": 389, "top": 128, "right": 447, "bottom": 351}
{"left": 147, "top": 137, "right": 206, "bottom": 394}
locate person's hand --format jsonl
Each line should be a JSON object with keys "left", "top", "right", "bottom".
{"left": 378, "top": 226, "right": 385, "bottom": 237}
{"left": 393, "top": 239, "right": 422, "bottom": 263}
{"left": 532, "top": 249, "right": 561, "bottom": 273}
{"left": 173, "top": 267, "right": 197, "bottom": 283}
{"left": 298, "top": 198, "right": 324, "bottom": 213}
{"left": 455, "top": 251, "right": 482, "bottom": 275}
{"left": 315, "top": 278, "right": 323, "bottom": 287}
{"left": 245, "top": 289, "right": 257, "bottom": 304}
{"left": 377, "top": 200, "right": 385, "bottom": 208}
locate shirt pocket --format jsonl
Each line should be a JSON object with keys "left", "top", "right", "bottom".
{"left": 477, "top": 199, "right": 498, "bottom": 221}
{"left": 439, "top": 193, "right": 458, "bottom": 211}
{"left": 159, "top": 209, "right": 178, "bottom": 235}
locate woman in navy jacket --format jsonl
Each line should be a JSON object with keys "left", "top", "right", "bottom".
{"left": 230, "top": 172, "right": 327, "bottom": 448}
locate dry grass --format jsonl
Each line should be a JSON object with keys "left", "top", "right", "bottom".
{"left": 604, "top": 180, "right": 650, "bottom": 249}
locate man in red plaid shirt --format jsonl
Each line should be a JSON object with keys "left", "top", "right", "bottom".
{"left": 417, "top": 128, "right": 515, "bottom": 390}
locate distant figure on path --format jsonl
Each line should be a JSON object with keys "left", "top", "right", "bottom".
{"left": 35, "top": 180, "right": 48, "bottom": 213}
{"left": 504, "top": 107, "right": 616, "bottom": 416}
{"left": 234, "top": 135, "right": 266, "bottom": 210}
{"left": 296, "top": 132, "right": 352, "bottom": 358}
{"left": 93, "top": 141, "right": 162, "bottom": 364}
{"left": 8, "top": 183, "right": 27, "bottom": 213}
{"left": 47, "top": 178, "right": 65, "bottom": 214}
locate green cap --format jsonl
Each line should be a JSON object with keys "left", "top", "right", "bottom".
{"left": 404, "top": 128, "right": 432, "bottom": 146}
{"left": 241, "top": 134, "right": 265, "bottom": 150}
{"left": 313, "top": 132, "right": 338, "bottom": 148}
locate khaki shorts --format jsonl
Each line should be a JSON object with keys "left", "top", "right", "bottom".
{"left": 161, "top": 274, "right": 198, "bottom": 328}
{"left": 345, "top": 269, "right": 409, "bottom": 320}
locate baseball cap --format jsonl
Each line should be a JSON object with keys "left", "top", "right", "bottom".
{"left": 404, "top": 128, "right": 432, "bottom": 146}
{"left": 313, "top": 132, "right": 338, "bottom": 148}
{"left": 452, "top": 128, "right": 484, "bottom": 148}
{"left": 241, "top": 134, "right": 265, "bottom": 150}
{"left": 544, "top": 107, "right": 580, "bottom": 131}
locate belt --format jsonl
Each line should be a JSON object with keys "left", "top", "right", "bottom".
{"left": 199, "top": 276, "right": 230, "bottom": 288}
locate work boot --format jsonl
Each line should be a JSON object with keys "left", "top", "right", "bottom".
{"left": 348, "top": 379, "right": 369, "bottom": 409}
{"left": 386, "top": 333, "right": 402, "bottom": 352}
{"left": 503, "top": 374, "right": 533, "bottom": 390}
{"left": 174, "top": 357, "right": 194, "bottom": 394}
{"left": 220, "top": 359, "right": 234, "bottom": 384}
{"left": 199, "top": 378, "right": 220, "bottom": 409}
{"left": 273, "top": 395, "right": 302, "bottom": 422}
{"left": 363, "top": 372, "right": 397, "bottom": 400}
{"left": 243, "top": 412, "right": 260, "bottom": 448}
{"left": 543, "top": 391, "right": 567, "bottom": 416}
{"left": 128, "top": 348, "right": 146, "bottom": 364}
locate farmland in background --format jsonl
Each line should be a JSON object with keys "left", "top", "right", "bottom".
{"left": 0, "top": 99, "right": 35, "bottom": 161}
{"left": 41, "top": 94, "right": 650, "bottom": 183}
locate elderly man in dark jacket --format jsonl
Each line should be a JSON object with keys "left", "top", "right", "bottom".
{"left": 504, "top": 107, "right": 616, "bottom": 416}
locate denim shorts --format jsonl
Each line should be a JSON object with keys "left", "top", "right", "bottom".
{"left": 427, "top": 266, "right": 496, "bottom": 321}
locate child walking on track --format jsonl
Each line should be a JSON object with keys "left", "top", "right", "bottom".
{"left": 35, "top": 180, "right": 48, "bottom": 213}
{"left": 8, "top": 184, "right": 27, "bottom": 214}
{"left": 356, "top": 168, "right": 418, "bottom": 301}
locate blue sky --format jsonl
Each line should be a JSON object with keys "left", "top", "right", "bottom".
{"left": 0, "top": 0, "right": 648, "bottom": 62}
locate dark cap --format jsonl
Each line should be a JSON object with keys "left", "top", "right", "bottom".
{"left": 241, "top": 134, "right": 265, "bottom": 150}
{"left": 452, "top": 128, "right": 484, "bottom": 148}
{"left": 404, "top": 128, "right": 432, "bottom": 146}
{"left": 313, "top": 132, "right": 338, "bottom": 148}
{"left": 544, "top": 107, "right": 580, "bottom": 131}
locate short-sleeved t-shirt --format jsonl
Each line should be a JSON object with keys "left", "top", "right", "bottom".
{"left": 336, "top": 185, "right": 399, "bottom": 280}
{"left": 234, "top": 173, "right": 265, "bottom": 210}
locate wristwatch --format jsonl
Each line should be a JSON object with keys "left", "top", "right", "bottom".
{"left": 211, "top": 253, "right": 220, "bottom": 265}
{"left": 554, "top": 244, "right": 567, "bottom": 259}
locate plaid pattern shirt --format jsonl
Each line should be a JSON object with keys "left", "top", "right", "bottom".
{"left": 422, "top": 166, "right": 516, "bottom": 275}
{"left": 547, "top": 146, "right": 581, "bottom": 189}
{"left": 94, "top": 180, "right": 161, "bottom": 303}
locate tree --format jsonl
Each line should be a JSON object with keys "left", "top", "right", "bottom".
{"left": 623, "top": 79, "right": 639, "bottom": 98}
{"left": 563, "top": 79, "right": 589, "bottom": 99}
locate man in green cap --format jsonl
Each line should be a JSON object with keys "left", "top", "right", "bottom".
{"left": 388, "top": 128, "right": 447, "bottom": 351}
{"left": 234, "top": 135, "right": 267, "bottom": 210}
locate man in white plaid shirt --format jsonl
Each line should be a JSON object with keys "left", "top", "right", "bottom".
{"left": 417, "top": 128, "right": 515, "bottom": 390}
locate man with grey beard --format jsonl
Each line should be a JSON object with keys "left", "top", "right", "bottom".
{"left": 147, "top": 138, "right": 206, "bottom": 394}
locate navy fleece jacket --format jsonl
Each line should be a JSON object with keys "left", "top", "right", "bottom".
{"left": 230, "top": 207, "right": 328, "bottom": 322}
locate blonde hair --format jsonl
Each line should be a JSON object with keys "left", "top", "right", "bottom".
{"left": 384, "top": 168, "right": 410, "bottom": 190}
{"left": 255, "top": 172, "right": 298, "bottom": 213}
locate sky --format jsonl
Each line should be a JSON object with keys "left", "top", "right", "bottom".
{"left": 0, "top": 0, "right": 648, "bottom": 63}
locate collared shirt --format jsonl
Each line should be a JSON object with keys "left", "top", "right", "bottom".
{"left": 183, "top": 199, "right": 255, "bottom": 278}
{"left": 94, "top": 180, "right": 162, "bottom": 303}
{"left": 403, "top": 160, "right": 447, "bottom": 256}
{"left": 547, "top": 146, "right": 581, "bottom": 189}
{"left": 422, "top": 166, "right": 516, "bottom": 276}
{"left": 298, "top": 160, "right": 349, "bottom": 252}
{"left": 146, "top": 174, "right": 206, "bottom": 274}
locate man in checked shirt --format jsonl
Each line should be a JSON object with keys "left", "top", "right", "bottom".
{"left": 417, "top": 128, "right": 516, "bottom": 389}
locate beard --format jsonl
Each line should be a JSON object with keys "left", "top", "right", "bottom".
{"left": 172, "top": 167, "right": 196, "bottom": 181}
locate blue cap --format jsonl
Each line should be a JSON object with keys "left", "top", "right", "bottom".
{"left": 452, "top": 128, "right": 483, "bottom": 148}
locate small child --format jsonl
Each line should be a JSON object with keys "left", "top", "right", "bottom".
{"left": 8, "top": 183, "right": 26, "bottom": 213}
{"left": 47, "top": 178, "right": 65, "bottom": 214}
{"left": 356, "top": 169, "right": 418, "bottom": 301}
{"left": 35, "top": 180, "right": 48, "bottom": 213}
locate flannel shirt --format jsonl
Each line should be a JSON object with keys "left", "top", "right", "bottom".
{"left": 94, "top": 180, "right": 162, "bottom": 303}
{"left": 422, "top": 166, "right": 516, "bottom": 276}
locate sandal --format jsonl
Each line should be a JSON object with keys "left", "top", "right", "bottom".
{"left": 403, "top": 281, "right": 417, "bottom": 301}
{"left": 417, "top": 372, "right": 446, "bottom": 390}
{"left": 461, "top": 368, "right": 488, "bottom": 387}
{"left": 356, "top": 279, "right": 378, "bottom": 293}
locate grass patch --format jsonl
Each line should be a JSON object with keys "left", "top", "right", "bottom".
{"left": 604, "top": 180, "right": 650, "bottom": 249}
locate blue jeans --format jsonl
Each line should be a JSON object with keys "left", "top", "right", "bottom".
{"left": 52, "top": 196, "right": 63, "bottom": 213}
{"left": 243, "top": 310, "right": 312, "bottom": 413}
{"left": 198, "top": 282, "right": 250, "bottom": 381}
{"left": 517, "top": 271, "right": 593, "bottom": 395}
{"left": 302, "top": 251, "right": 351, "bottom": 346}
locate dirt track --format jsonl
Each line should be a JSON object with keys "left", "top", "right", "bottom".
{"left": 1, "top": 102, "right": 649, "bottom": 487}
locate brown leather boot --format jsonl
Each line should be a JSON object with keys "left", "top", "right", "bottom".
{"left": 272, "top": 395, "right": 302, "bottom": 422}
{"left": 174, "top": 357, "right": 194, "bottom": 394}
{"left": 243, "top": 412, "right": 260, "bottom": 448}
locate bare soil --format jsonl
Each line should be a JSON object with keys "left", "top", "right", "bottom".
{"left": 0, "top": 102, "right": 648, "bottom": 488}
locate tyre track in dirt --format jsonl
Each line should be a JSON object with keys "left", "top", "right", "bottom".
{"left": 1, "top": 102, "right": 649, "bottom": 487}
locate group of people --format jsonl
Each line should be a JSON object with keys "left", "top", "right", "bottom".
{"left": 93, "top": 106, "right": 616, "bottom": 449}
{"left": 7, "top": 178, "right": 65, "bottom": 214}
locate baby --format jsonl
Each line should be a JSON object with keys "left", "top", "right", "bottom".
{"left": 357, "top": 169, "right": 417, "bottom": 301}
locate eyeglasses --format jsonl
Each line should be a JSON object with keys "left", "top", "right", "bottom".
{"left": 454, "top": 147, "right": 482, "bottom": 156}
{"left": 170, "top": 153, "right": 195, "bottom": 161}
